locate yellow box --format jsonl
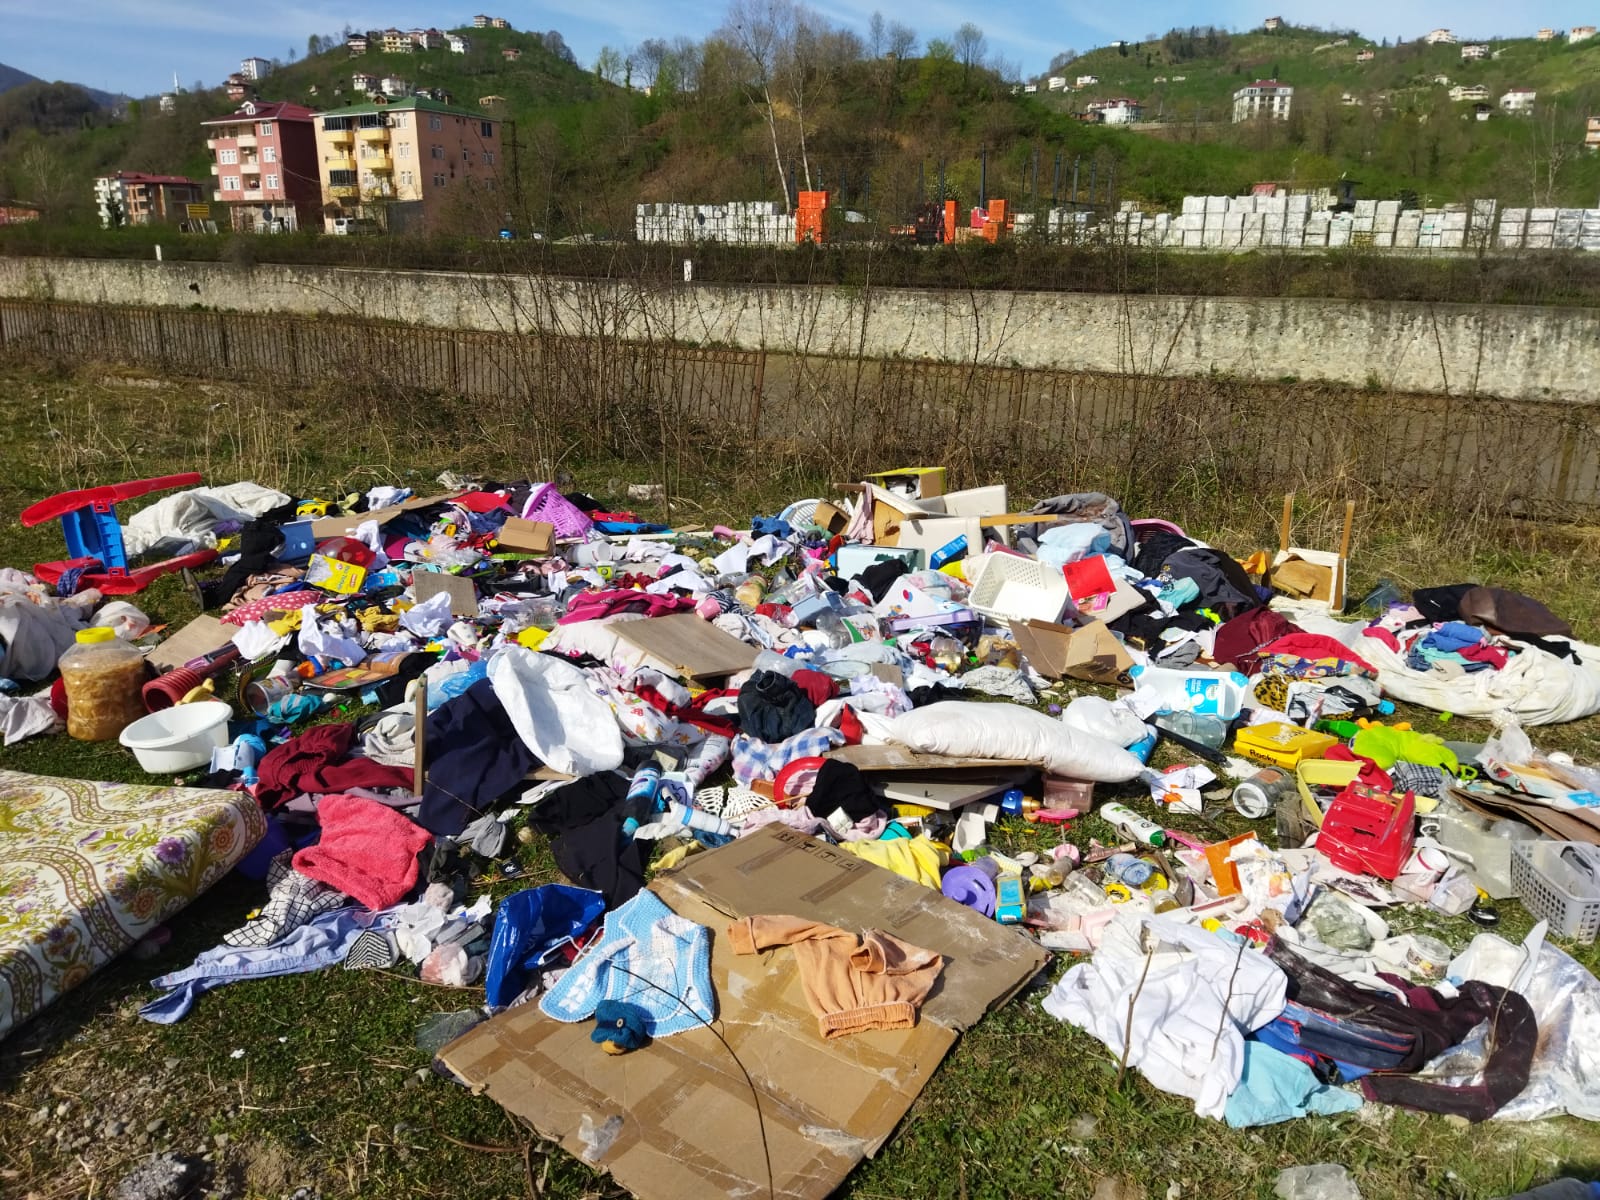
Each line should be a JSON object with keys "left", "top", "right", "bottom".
{"left": 1234, "top": 722, "right": 1339, "bottom": 769}
{"left": 305, "top": 554, "right": 367, "bottom": 595}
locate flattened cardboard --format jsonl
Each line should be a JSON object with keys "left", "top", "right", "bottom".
{"left": 610, "top": 612, "right": 760, "bottom": 680}
{"left": 440, "top": 826, "right": 1046, "bottom": 1200}
{"left": 146, "top": 615, "right": 234, "bottom": 672}
{"left": 1009, "top": 618, "right": 1133, "bottom": 685}
{"left": 308, "top": 491, "right": 462, "bottom": 539}
{"left": 413, "top": 571, "right": 479, "bottom": 618}
{"left": 496, "top": 517, "right": 555, "bottom": 556}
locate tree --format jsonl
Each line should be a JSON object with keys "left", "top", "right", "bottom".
{"left": 887, "top": 21, "right": 916, "bottom": 60}
{"left": 953, "top": 22, "right": 986, "bottom": 78}
{"left": 545, "top": 31, "right": 576, "bottom": 65}
{"left": 868, "top": 11, "right": 886, "bottom": 57}
{"left": 595, "top": 46, "right": 624, "bottom": 84}
{"left": 1048, "top": 50, "right": 1078, "bottom": 74}
{"left": 722, "top": 0, "right": 797, "bottom": 211}
{"left": 308, "top": 34, "right": 324, "bottom": 58}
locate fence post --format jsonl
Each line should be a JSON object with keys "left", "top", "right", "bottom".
{"left": 218, "top": 313, "right": 232, "bottom": 377}
{"left": 750, "top": 351, "right": 765, "bottom": 431}
{"left": 154, "top": 308, "right": 169, "bottom": 371}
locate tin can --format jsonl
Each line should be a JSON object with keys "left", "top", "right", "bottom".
{"left": 244, "top": 674, "right": 298, "bottom": 716}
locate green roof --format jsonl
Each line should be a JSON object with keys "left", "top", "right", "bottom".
{"left": 316, "top": 96, "right": 498, "bottom": 122}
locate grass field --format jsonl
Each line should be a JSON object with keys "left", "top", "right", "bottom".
{"left": 2, "top": 364, "right": 1599, "bottom": 1200}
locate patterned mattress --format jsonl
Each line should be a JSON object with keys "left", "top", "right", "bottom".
{"left": 0, "top": 770, "right": 265, "bottom": 1041}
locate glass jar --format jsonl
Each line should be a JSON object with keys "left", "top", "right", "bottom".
{"left": 60, "top": 627, "right": 146, "bottom": 742}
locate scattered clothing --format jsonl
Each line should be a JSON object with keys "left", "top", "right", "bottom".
{"left": 418, "top": 679, "right": 536, "bottom": 837}
{"left": 142, "top": 908, "right": 392, "bottom": 1023}
{"left": 255, "top": 722, "right": 414, "bottom": 811}
{"left": 727, "top": 914, "right": 943, "bottom": 1039}
{"left": 292, "top": 793, "right": 433, "bottom": 911}
{"left": 1224, "top": 1040, "right": 1364, "bottom": 1127}
{"left": 527, "top": 773, "right": 644, "bottom": 908}
{"left": 737, "top": 670, "right": 817, "bottom": 742}
{"left": 839, "top": 837, "right": 946, "bottom": 888}
{"left": 223, "top": 851, "right": 350, "bottom": 948}
{"left": 541, "top": 889, "right": 714, "bottom": 1037}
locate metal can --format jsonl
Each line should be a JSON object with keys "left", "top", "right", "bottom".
{"left": 1233, "top": 766, "right": 1296, "bottom": 820}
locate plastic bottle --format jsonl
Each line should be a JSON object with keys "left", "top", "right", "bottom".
{"left": 59, "top": 627, "right": 147, "bottom": 742}
{"left": 928, "top": 636, "right": 966, "bottom": 673}
{"left": 1098, "top": 802, "right": 1167, "bottom": 847}
{"left": 635, "top": 802, "right": 733, "bottom": 840}
{"left": 815, "top": 612, "right": 880, "bottom": 646}
{"left": 1105, "top": 852, "right": 1155, "bottom": 886}
{"left": 1153, "top": 711, "right": 1230, "bottom": 750}
{"left": 753, "top": 649, "right": 805, "bottom": 677}
{"left": 621, "top": 764, "right": 662, "bottom": 838}
{"left": 1128, "top": 665, "right": 1250, "bottom": 718}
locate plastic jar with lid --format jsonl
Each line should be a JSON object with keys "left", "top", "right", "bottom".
{"left": 59, "top": 627, "right": 147, "bottom": 742}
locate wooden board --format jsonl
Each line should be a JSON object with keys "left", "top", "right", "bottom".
{"left": 608, "top": 612, "right": 760, "bottom": 680}
{"left": 827, "top": 743, "right": 1031, "bottom": 773}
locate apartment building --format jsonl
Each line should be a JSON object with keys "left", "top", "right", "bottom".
{"left": 1233, "top": 79, "right": 1294, "bottom": 122}
{"left": 202, "top": 100, "right": 321, "bottom": 232}
{"left": 381, "top": 28, "right": 414, "bottom": 53}
{"left": 447, "top": 34, "right": 471, "bottom": 53}
{"left": 313, "top": 96, "right": 503, "bottom": 233}
{"left": 1425, "top": 28, "right": 1457, "bottom": 44}
{"left": 1461, "top": 43, "right": 1490, "bottom": 60}
{"left": 240, "top": 56, "right": 273, "bottom": 80}
{"left": 93, "top": 172, "right": 204, "bottom": 227}
{"left": 1572, "top": 25, "right": 1597, "bottom": 42}
{"left": 1500, "top": 87, "right": 1537, "bottom": 113}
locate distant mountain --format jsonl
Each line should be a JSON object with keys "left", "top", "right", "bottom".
{"left": 0, "top": 60, "right": 120, "bottom": 108}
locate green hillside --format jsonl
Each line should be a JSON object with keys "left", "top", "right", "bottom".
{"left": 5, "top": 16, "right": 1600, "bottom": 236}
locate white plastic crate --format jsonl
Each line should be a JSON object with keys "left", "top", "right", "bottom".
{"left": 968, "top": 552, "right": 1071, "bottom": 624}
{"left": 1511, "top": 841, "right": 1600, "bottom": 943}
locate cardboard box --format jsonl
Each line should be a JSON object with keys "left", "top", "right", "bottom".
{"left": 1007, "top": 618, "right": 1133, "bottom": 686}
{"left": 308, "top": 491, "right": 463, "bottom": 539}
{"left": 412, "top": 570, "right": 479, "bottom": 618}
{"left": 496, "top": 517, "right": 554, "bottom": 556}
{"left": 440, "top": 826, "right": 1047, "bottom": 1200}
{"left": 146, "top": 615, "right": 235, "bottom": 672}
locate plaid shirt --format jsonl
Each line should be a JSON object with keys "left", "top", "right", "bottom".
{"left": 731, "top": 727, "right": 845, "bottom": 785}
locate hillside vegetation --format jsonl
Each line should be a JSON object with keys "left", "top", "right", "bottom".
{"left": 2, "top": 10, "right": 1600, "bottom": 235}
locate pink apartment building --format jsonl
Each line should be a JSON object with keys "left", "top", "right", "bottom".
{"left": 202, "top": 100, "right": 322, "bottom": 232}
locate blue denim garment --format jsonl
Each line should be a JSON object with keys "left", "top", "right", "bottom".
{"left": 140, "top": 907, "right": 389, "bottom": 1024}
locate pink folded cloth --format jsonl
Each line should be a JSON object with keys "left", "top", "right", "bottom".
{"left": 293, "top": 793, "right": 432, "bottom": 910}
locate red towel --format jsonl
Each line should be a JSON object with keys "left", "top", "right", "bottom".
{"left": 293, "top": 793, "right": 432, "bottom": 910}
{"left": 255, "top": 722, "right": 415, "bottom": 810}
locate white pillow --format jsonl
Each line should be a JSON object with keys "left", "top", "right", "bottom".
{"left": 886, "top": 701, "right": 1146, "bottom": 782}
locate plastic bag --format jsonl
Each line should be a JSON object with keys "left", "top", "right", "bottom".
{"left": 488, "top": 648, "right": 625, "bottom": 776}
{"left": 1479, "top": 714, "right": 1535, "bottom": 770}
{"left": 1062, "top": 695, "right": 1149, "bottom": 748}
{"left": 483, "top": 884, "right": 606, "bottom": 1008}
{"left": 1422, "top": 923, "right": 1600, "bottom": 1121}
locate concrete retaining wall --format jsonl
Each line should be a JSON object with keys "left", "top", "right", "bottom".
{"left": 1, "top": 256, "right": 1597, "bottom": 402}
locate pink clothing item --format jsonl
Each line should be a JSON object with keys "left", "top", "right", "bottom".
{"left": 221, "top": 590, "right": 320, "bottom": 626}
{"left": 293, "top": 794, "right": 432, "bottom": 911}
{"left": 557, "top": 589, "right": 696, "bottom": 625}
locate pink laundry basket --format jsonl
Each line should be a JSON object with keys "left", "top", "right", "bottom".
{"left": 1132, "top": 518, "right": 1187, "bottom": 545}
{"left": 522, "top": 484, "right": 594, "bottom": 539}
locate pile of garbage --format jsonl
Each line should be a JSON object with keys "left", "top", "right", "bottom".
{"left": 6, "top": 466, "right": 1600, "bottom": 1155}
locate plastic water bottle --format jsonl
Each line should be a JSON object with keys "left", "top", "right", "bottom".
{"left": 1153, "top": 711, "right": 1229, "bottom": 750}
{"left": 621, "top": 764, "right": 662, "bottom": 838}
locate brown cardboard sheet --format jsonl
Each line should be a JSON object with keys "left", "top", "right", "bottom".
{"left": 497, "top": 517, "right": 555, "bottom": 556}
{"left": 308, "top": 492, "right": 463, "bottom": 538}
{"left": 826, "top": 744, "right": 1030, "bottom": 773}
{"left": 413, "top": 571, "right": 479, "bottom": 618}
{"left": 146, "top": 615, "right": 234, "bottom": 672}
{"left": 610, "top": 613, "right": 760, "bottom": 680}
{"left": 440, "top": 825, "right": 1047, "bottom": 1200}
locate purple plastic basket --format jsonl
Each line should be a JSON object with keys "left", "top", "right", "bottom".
{"left": 522, "top": 484, "right": 593, "bottom": 539}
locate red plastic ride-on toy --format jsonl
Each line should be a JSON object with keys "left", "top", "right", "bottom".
{"left": 20, "top": 473, "right": 220, "bottom": 596}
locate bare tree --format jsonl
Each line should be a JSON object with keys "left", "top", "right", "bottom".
{"left": 887, "top": 21, "right": 916, "bottom": 59}
{"left": 868, "top": 11, "right": 886, "bottom": 57}
{"left": 722, "top": 0, "right": 797, "bottom": 212}
{"left": 1527, "top": 100, "right": 1574, "bottom": 206}
{"left": 595, "top": 46, "right": 624, "bottom": 84}
{"left": 953, "top": 22, "right": 987, "bottom": 78}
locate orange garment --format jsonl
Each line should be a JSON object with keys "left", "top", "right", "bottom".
{"left": 726, "top": 915, "right": 943, "bottom": 1039}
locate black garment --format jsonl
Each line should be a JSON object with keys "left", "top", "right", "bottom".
{"left": 737, "top": 670, "right": 816, "bottom": 742}
{"left": 1160, "top": 547, "right": 1259, "bottom": 615}
{"left": 908, "top": 682, "right": 962, "bottom": 707}
{"left": 200, "top": 518, "right": 290, "bottom": 610}
{"left": 808, "top": 759, "right": 881, "bottom": 823}
{"left": 1413, "top": 583, "right": 1476, "bottom": 624}
{"left": 1132, "top": 531, "right": 1196, "bottom": 580}
{"left": 1267, "top": 939, "right": 1537, "bottom": 1122}
{"left": 418, "top": 679, "right": 537, "bottom": 837}
{"left": 857, "top": 558, "right": 911, "bottom": 604}
{"left": 526, "top": 773, "right": 644, "bottom": 909}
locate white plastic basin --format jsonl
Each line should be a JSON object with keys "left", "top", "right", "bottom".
{"left": 119, "top": 701, "right": 234, "bottom": 773}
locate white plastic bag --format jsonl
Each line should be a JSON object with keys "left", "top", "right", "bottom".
{"left": 488, "top": 648, "right": 624, "bottom": 777}
{"left": 1063, "top": 695, "right": 1149, "bottom": 748}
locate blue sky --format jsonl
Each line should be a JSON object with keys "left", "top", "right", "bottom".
{"left": 0, "top": 0, "right": 1592, "bottom": 97}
